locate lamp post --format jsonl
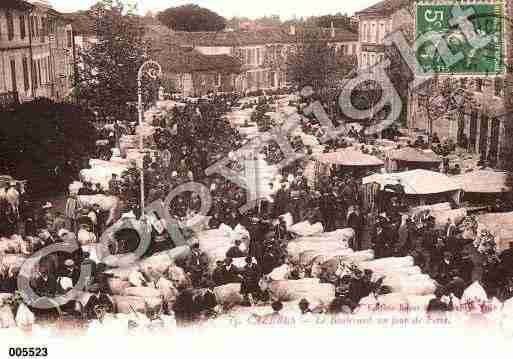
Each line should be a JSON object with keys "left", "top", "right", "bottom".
{"left": 137, "top": 60, "right": 162, "bottom": 220}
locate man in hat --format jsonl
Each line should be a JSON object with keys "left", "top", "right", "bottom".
{"left": 499, "top": 241, "right": 513, "bottom": 278}
{"left": 108, "top": 174, "right": 121, "bottom": 196}
{"left": 65, "top": 193, "right": 79, "bottom": 233}
{"left": 212, "top": 260, "right": 228, "bottom": 286}
{"left": 226, "top": 239, "right": 246, "bottom": 259}
{"left": 77, "top": 207, "right": 94, "bottom": 229}
{"left": 51, "top": 211, "right": 67, "bottom": 236}
{"left": 240, "top": 256, "right": 261, "bottom": 306}
{"left": 57, "top": 259, "right": 80, "bottom": 292}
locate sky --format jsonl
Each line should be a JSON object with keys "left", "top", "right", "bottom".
{"left": 48, "top": 0, "right": 378, "bottom": 19}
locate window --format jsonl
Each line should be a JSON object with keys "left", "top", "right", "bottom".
{"left": 495, "top": 77, "right": 504, "bottom": 97}
{"left": 32, "top": 62, "right": 38, "bottom": 89}
{"left": 67, "top": 30, "right": 73, "bottom": 48}
{"left": 10, "top": 59, "right": 17, "bottom": 91}
{"left": 366, "top": 23, "right": 372, "bottom": 43}
{"left": 379, "top": 23, "right": 385, "bottom": 43}
{"left": 371, "top": 23, "right": 376, "bottom": 43}
{"left": 7, "top": 11, "right": 15, "bottom": 41}
{"left": 20, "top": 16, "right": 26, "bottom": 40}
{"left": 30, "top": 16, "right": 35, "bottom": 37}
{"left": 22, "top": 57, "right": 29, "bottom": 91}
{"left": 38, "top": 59, "right": 42, "bottom": 85}
{"left": 353, "top": 44, "right": 357, "bottom": 54}
{"left": 476, "top": 78, "right": 483, "bottom": 92}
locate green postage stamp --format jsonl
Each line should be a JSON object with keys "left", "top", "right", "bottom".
{"left": 416, "top": 1, "right": 505, "bottom": 75}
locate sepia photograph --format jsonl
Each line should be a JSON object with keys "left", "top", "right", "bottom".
{"left": 0, "top": 0, "right": 513, "bottom": 357}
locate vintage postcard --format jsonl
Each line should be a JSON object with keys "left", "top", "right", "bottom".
{"left": 1, "top": 0, "right": 513, "bottom": 358}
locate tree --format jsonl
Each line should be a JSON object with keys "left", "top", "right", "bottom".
{"left": 313, "top": 13, "right": 354, "bottom": 31}
{"left": 76, "top": 0, "right": 156, "bottom": 124}
{"left": 286, "top": 31, "right": 356, "bottom": 92}
{"left": 157, "top": 4, "right": 226, "bottom": 32}
{"left": 0, "top": 99, "right": 96, "bottom": 196}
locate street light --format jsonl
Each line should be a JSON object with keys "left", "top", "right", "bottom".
{"left": 137, "top": 60, "right": 162, "bottom": 220}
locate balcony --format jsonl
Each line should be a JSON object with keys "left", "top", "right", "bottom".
{"left": 0, "top": 91, "right": 19, "bottom": 109}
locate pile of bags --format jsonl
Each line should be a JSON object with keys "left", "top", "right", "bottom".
{"left": 0, "top": 235, "right": 29, "bottom": 255}
{"left": 195, "top": 224, "right": 250, "bottom": 267}
{"left": 80, "top": 159, "right": 129, "bottom": 190}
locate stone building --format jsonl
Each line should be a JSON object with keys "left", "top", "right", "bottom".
{"left": 157, "top": 25, "right": 359, "bottom": 94}
{"left": 0, "top": 0, "right": 76, "bottom": 107}
{"left": 355, "top": 0, "right": 513, "bottom": 169}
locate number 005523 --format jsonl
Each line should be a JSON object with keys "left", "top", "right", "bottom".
{"left": 8, "top": 347, "right": 48, "bottom": 357}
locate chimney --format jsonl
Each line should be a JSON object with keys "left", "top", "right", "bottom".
{"left": 290, "top": 25, "right": 296, "bottom": 36}
{"left": 330, "top": 21, "right": 335, "bottom": 38}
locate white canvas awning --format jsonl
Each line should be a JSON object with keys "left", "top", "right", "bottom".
{"left": 363, "top": 169, "right": 461, "bottom": 195}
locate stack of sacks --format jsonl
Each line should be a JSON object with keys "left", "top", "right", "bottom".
{"left": 383, "top": 274, "right": 437, "bottom": 296}
{"left": 0, "top": 294, "right": 15, "bottom": 328}
{"left": 69, "top": 181, "right": 84, "bottom": 195}
{"left": 113, "top": 295, "right": 163, "bottom": 315}
{"left": 107, "top": 277, "right": 131, "bottom": 295}
{"left": 267, "top": 264, "right": 290, "bottom": 281}
{"left": 279, "top": 213, "right": 294, "bottom": 229}
{"left": 430, "top": 209, "right": 467, "bottom": 230}
{"left": 265, "top": 278, "right": 335, "bottom": 303}
{"left": 197, "top": 225, "right": 250, "bottom": 265}
{"left": 0, "top": 235, "right": 26, "bottom": 255}
{"left": 15, "top": 303, "right": 35, "bottom": 330}
{"left": 461, "top": 281, "right": 488, "bottom": 308}
{"left": 155, "top": 276, "right": 179, "bottom": 308}
{"left": 0, "top": 254, "right": 26, "bottom": 274}
{"left": 409, "top": 202, "right": 451, "bottom": 220}
{"left": 119, "top": 135, "right": 138, "bottom": 156}
{"left": 138, "top": 246, "right": 191, "bottom": 276}
{"left": 0, "top": 304, "right": 15, "bottom": 329}
{"left": 359, "top": 256, "right": 414, "bottom": 274}
{"left": 318, "top": 250, "right": 375, "bottom": 276}
{"left": 287, "top": 239, "right": 352, "bottom": 263}
{"left": 80, "top": 159, "right": 128, "bottom": 190}
{"left": 295, "top": 228, "right": 355, "bottom": 249}
{"left": 214, "top": 283, "right": 244, "bottom": 306}
{"left": 289, "top": 221, "right": 324, "bottom": 236}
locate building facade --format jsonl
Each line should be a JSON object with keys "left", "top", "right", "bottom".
{"left": 164, "top": 26, "right": 359, "bottom": 94}
{"left": 0, "top": 0, "right": 76, "bottom": 108}
{"left": 355, "top": 0, "right": 513, "bottom": 169}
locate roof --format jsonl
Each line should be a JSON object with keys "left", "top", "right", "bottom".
{"left": 391, "top": 147, "right": 441, "bottom": 163}
{"left": 316, "top": 149, "right": 384, "bottom": 167}
{"left": 453, "top": 170, "right": 511, "bottom": 193}
{"left": 63, "top": 12, "right": 96, "bottom": 35}
{"left": 163, "top": 27, "right": 358, "bottom": 47}
{"left": 355, "top": 0, "right": 410, "bottom": 17}
{"left": 157, "top": 46, "right": 241, "bottom": 74}
{"left": 363, "top": 169, "right": 461, "bottom": 195}
{"left": 2, "top": 0, "right": 34, "bottom": 10}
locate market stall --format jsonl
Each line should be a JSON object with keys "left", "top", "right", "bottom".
{"left": 452, "top": 170, "right": 511, "bottom": 206}
{"left": 363, "top": 169, "right": 463, "bottom": 208}
{"left": 388, "top": 147, "right": 441, "bottom": 172}
{"left": 314, "top": 149, "right": 385, "bottom": 182}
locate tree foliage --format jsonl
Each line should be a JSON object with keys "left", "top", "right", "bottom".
{"left": 157, "top": 4, "right": 226, "bottom": 32}
{"left": 286, "top": 32, "right": 356, "bottom": 91}
{"left": 314, "top": 13, "right": 354, "bottom": 31}
{"left": 76, "top": 0, "right": 157, "bottom": 123}
{"left": 0, "top": 99, "right": 96, "bottom": 195}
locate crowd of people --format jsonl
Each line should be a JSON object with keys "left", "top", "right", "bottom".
{"left": 1, "top": 89, "right": 513, "bottom": 330}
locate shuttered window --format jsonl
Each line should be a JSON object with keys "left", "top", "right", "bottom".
{"left": 22, "top": 57, "right": 29, "bottom": 91}
{"left": 20, "top": 15, "right": 26, "bottom": 40}
{"left": 7, "top": 11, "right": 15, "bottom": 41}
{"left": 10, "top": 59, "right": 17, "bottom": 91}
